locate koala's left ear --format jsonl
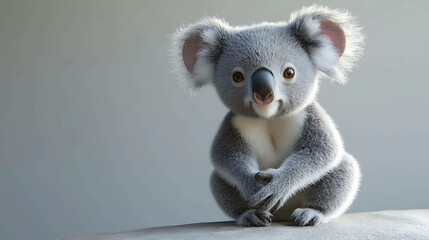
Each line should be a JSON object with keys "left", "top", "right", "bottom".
{"left": 170, "top": 18, "right": 229, "bottom": 93}
{"left": 288, "top": 5, "right": 365, "bottom": 83}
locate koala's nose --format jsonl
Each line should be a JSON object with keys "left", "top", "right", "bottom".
{"left": 252, "top": 68, "right": 274, "bottom": 105}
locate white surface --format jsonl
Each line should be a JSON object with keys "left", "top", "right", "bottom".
{"left": 63, "top": 209, "right": 429, "bottom": 240}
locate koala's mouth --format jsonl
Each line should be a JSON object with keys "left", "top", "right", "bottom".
{"left": 251, "top": 100, "right": 281, "bottom": 118}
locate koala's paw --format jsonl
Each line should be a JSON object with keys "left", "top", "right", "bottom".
{"left": 291, "top": 208, "right": 325, "bottom": 226}
{"left": 237, "top": 209, "right": 274, "bottom": 227}
{"left": 250, "top": 168, "right": 289, "bottom": 212}
{"left": 255, "top": 170, "right": 275, "bottom": 185}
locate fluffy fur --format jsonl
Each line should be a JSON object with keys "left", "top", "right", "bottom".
{"left": 170, "top": 17, "right": 229, "bottom": 93}
{"left": 288, "top": 5, "right": 365, "bottom": 83}
{"left": 171, "top": 5, "right": 364, "bottom": 227}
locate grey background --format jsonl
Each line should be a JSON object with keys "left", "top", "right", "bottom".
{"left": 0, "top": 0, "right": 428, "bottom": 239}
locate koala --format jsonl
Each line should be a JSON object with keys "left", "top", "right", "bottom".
{"left": 171, "top": 5, "right": 364, "bottom": 227}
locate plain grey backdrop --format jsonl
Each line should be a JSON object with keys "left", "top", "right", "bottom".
{"left": 1, "top": 0, "right": 428, "bottom": 239}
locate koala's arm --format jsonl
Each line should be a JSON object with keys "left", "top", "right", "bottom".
{"left": 211, "top": 112, "right": 261, "bottom": 200}
{"left": 251, "top": 102, "right": 344, "bottom": 211}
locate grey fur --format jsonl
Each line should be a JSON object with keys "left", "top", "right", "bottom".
{"left": 210, "top": 112, "right": 262, "bottom": 200}
{"left": 248, "top": 103, "right": 345, "bottom": 212}
{"left": 171, "top": 5, "right": 364, "bottom": 227}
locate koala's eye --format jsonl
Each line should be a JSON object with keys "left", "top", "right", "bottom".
{"left": 232, "top": 72, "right": 245, "bottom": 82}
{"left": 283, "top": 67, "right": 295, "bottom": 79}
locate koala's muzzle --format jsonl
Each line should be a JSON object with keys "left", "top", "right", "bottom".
{"left": 252, "top": 69, "right": 274, "bottom": 105}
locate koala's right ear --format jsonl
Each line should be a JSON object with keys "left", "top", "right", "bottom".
{"left": 170, "top": 18, "right": 229, "bottom": 93}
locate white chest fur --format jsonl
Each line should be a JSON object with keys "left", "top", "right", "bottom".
{"left": 232, "top": 111, "right": 306, "bottom": 170}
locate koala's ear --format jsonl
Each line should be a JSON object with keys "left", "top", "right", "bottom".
{"left": 288, "top": 5, "right": 365, "bottom": 84}
{"left": 170, "top": 18, "right": 229, "bottom": 93}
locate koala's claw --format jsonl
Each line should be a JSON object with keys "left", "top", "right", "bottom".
{"left": 249, "top": 180, "right": 288, "bottom": 212}
{"left": 256, "top": 211, "right": 274, "bottom": 224}
{"left": 291, "top": 208, "right": 324, "bottom": 226}
{"left": 237, "top": 209, "right": 273, "bottom": 227}
{"left": 255, "top": 172, "right": 273, "bottom": 185}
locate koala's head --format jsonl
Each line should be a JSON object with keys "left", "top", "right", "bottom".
{"left": 171, "top": 5, "right": 364, "bottom": 118}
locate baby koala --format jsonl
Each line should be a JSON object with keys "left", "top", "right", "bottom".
{"left": 171, "top": 5, "right": 364, "bottom": 227}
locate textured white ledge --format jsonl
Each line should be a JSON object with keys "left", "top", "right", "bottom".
{"left": 62, "top": 209, "right": 429, "bottom": 240}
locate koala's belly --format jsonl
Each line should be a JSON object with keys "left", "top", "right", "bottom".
{"left": 232, "top": 111, "right": 306, "bottom": 170}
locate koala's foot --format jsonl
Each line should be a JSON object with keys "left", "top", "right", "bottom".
{"left": 291, "top": 208, "right": 325, "bottom": 226}
{"left": 237, "top": 209, "right": 274, "bottom": 227}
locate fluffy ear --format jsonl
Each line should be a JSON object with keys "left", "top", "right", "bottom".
{"left": 170, "top": 17, "right": 229, "bottom": 93}
{"left": 288, "top": 5, "right": 365, "bottom": 84}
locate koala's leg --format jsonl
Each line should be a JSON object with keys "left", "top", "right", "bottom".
{"left": 210, "top": 171, "right": 274, "bottom": 227}
{"left": 291, "top": 153, "right": 361, "bottom": 226}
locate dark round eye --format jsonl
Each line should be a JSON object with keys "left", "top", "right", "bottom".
{"left": 232, "top": 71, "right": 245, "bottom": 82}
{"left": 283, "top": 67, "right": 295, "bottom": 79}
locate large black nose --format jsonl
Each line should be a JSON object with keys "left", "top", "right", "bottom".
{"left": 251, "top": 68, "right": 274, "bottom": 105}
